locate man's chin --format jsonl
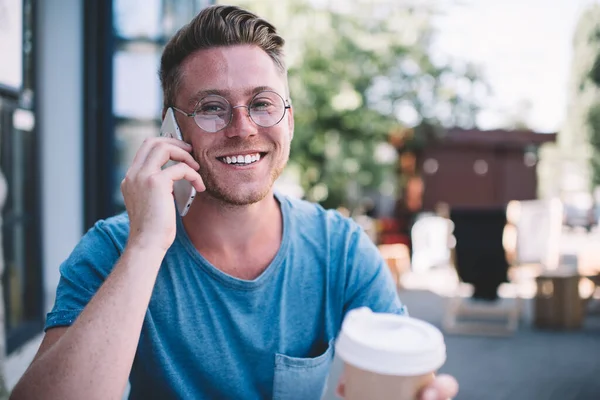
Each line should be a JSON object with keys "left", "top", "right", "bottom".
{"left": 199, "top": 166, "right": 283, "bottom": 207}
{"left": 204, "top": 186, "right": 271, "bottom": 207}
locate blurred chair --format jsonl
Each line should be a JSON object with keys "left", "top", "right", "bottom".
{"left": 449, "top": 208, "right": 510, "bottom": 299}
{"left": 410, "top": 215, "right": 455, "bottom": 273}
{"left": 584, "top": 274, "right": 600, "bottom": 315}
{"left": 507, "top": 198, "right": 563, "bottom": 271}
{"left": 442, "top": 207, "right": 516, "bottom": 336}
{"left": 378, "top": 243, "right": 411, "bottom": 289}
{"left": 578, "top": 248, "right": 600, "bottom": 315}
{"left": 442, "top": 199, "right": 563, "bottom": 336}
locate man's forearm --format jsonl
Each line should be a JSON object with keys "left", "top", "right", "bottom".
{"left": 11, "top": 244, "right": 166, "bottom": 400}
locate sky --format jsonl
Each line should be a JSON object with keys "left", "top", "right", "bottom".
{"left": 429, "top": 0, "right": 600, "bottom": 133}
{"left": 116, "top": 0, "right": 600, "bottom": 134}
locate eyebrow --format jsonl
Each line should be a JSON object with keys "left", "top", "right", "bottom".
{"left": 187, "top": 86, "right": 278, "bottom": 107}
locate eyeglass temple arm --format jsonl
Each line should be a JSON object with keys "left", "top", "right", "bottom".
{"left": 170, "top": 106, "right": 195, "bottom": 118}
{"left": 171, "top": 102, "right": 291, "bottom": 117}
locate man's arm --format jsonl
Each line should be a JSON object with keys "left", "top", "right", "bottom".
{"left": 11, "top": 137, "right": 205, "bottom": 400}
{"left": 10, "top": 245, "right": 165, "bottom": 400}
{"left": 342, "top": 226, "right": 406, "bottom": 316}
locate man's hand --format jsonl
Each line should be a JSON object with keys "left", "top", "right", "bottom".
{"left": 417, "top": 374, "right": 459, "bottom": 400}
{"left": 121, "top": 137, "right": 205, "bottom": 251}
{"left": 336, "top": 373, "right": 459, "bottom": 399}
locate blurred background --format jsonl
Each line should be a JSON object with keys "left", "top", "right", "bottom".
{"left": 1, "top": 0, "right": 600, "bottom": 398}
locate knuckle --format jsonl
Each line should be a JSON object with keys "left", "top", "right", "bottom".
{"left": 146, "top": 173, "right": 163, "bottom": 187}
{"left": 155, "top": 141, "right": 174, "bottom": 155}
{"left": 142, "top": 137, "right": 158, "bottom": 146}
{"left": 121, "top": 174, "right": 132, "bottom": 187}
{"left": 122, "top": 170, "right": 137, "bottom": 184}
{"left": 179, "top": 163, "right": 194, "bottom": 174}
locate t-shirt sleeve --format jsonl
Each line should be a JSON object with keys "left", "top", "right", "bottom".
{"left": 45, "top": 221, "right": 122, "bottom": 330}
{"left": 343, "top": 226, "right": 407, "bottom": 317}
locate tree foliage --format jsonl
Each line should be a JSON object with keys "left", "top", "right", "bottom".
{"left": 220, "top": 0, "right": 486, "bottom": 209}
{"left": 574, "top": 5, "right": 600, "bottom": 187}
{"left": 589, "top": 103, "right": 600, "bottom": 186}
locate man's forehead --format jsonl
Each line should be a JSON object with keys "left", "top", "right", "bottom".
{"left": 186, "top": 86, "right": 285, "bottom": 107}
{"left": 178, "top": 45, "right": 286, "bottom": 106}
{"left": 180, "top": 45, "right": 280, "bottom": 77}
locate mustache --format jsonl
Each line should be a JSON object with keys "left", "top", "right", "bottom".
{"left": 212, "top": 142, "right": 274, "bottom": 155}
{"left": 217, "top": 146, "right": 271, "bottom": 153}
{"left": 193, "top": 144, "right": 274, "bottom": 160}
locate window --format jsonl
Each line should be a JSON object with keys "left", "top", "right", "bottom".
{"left": 112, "top": 0, "right": 214, "bottom": 212}
{"left": 0, "top": 0, "right": 43, "bottom": 353}
{"left": 84, "top": 0, "right": 214, "bottom": 227}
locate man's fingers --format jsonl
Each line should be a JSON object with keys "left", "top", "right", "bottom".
{"left": 143, "top": 142, "right": 200, "bottom": 172}
{"left": 130, "top": 137, "right": 194, "bottom": 172}
{"left": 337, "top": 373, "right": 457, "bottom": 400}
{"left": 433, "top": 374, "right": 459, "bottom": 398}
{"left": 335, "top": 374, "right": 346, "bottom": 398}
{"left": 162, "top": 163, "right": 206, "bottom": 193}
{"left": 419, "top": 374, "right": 459, "bottom": 400}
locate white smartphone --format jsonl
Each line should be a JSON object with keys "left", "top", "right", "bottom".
{"left": 160, "top": 107, "right": 197, "bottom": 216}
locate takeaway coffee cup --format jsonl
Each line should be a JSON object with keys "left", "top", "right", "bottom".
{"left": 335, "top": 307, "right": 446, "bottom": 400}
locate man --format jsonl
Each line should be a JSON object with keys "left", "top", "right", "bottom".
{"left": 11, "top": 5, "right": 457, "bottom": 399}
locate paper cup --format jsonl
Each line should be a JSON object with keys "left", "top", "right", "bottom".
{"left": 335, "top": 307, "right": 446, "bottom": 400}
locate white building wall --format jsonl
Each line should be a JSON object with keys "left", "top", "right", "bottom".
{"left": 5, "top": 0, "right": 84, "bottom": 389}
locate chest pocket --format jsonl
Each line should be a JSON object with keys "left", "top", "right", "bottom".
{"left": 272, "top": 340, "right": 335, "bottom": 400}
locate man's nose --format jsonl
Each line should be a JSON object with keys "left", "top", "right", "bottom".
{"left": 225, "top": 106, "right": 257, "bottom": 139}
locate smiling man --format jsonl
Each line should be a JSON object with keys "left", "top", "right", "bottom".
{"left": 11, "top": 5, "right": 457, "bottom": 400}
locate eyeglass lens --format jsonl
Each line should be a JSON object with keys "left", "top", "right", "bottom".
{"left": 193, "top": 91, "right": 286, "bottom": 132}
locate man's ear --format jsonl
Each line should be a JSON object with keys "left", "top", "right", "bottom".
{"left": 287, "top": 105, "right": 295, "bottom": 140}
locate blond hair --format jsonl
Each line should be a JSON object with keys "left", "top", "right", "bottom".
{"left": 159, "top": 5, "right": 287, "bottom": 111}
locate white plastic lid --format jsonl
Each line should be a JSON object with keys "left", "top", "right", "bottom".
{"left": 335, "top": 307, "right": 446, "bottom": 376}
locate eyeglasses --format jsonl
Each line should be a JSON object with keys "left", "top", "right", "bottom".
{"left": 172, "top": 90, "right": 291, "bottom": 133}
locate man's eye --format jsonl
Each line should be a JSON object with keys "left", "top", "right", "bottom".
{"left": 250, "top": 101, "right": 273, "bottom": 111}
{"left": 198, "top": 103, "right": 227, "bottom": 114}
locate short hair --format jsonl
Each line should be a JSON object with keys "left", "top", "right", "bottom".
{"left": 159, "top": 5, "right": 287, "bottom": 111}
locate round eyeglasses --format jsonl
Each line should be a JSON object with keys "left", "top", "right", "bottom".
{"left": 171, "top": 91, "right": 291, "bottom": 133}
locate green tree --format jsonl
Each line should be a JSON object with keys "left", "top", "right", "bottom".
{"left": 586, "top": 8, "right": 600, "bottom": 187}
{"left": 219, "top": 0, "right": 485, "bottom": 209}
{"left": 563, "top": 4, "right": 600, "bottom": 189}
{"left": 589, "top": 103, "right": 600, "bottom": 187}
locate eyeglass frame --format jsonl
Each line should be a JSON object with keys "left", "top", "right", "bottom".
{"left": 170, "top": 90, "right": 292, "bottom": 133}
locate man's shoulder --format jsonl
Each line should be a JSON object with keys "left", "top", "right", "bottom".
{"left": 278, "top": 193, "right": 361, "bottom": 236}
{"left": 59, "top": 213, "right": 130, "bottom": 280}
{"left": 85, "top": 212, "right": 130, "bottom": 249}
{"left": 280, "top": 194, "right": 323, "bottom": 215}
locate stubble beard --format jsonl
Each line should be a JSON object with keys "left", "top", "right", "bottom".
{"left": 196, "top": 153, "right": 288, "bottom": 207}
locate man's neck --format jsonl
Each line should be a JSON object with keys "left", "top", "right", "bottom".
{"left": 180, "top": 191, "right": 283, "bottom": 278}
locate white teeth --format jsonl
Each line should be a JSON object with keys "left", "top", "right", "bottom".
{"left": 221, "top": 153, "right": 261, "bottom": 165}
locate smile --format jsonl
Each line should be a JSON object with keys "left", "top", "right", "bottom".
{"left": 217, "top": 152, "right": 265, "bottom": 166}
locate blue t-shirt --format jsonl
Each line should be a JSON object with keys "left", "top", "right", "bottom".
{"left": 46, "top": 193, "right": 406, "bottom": 399}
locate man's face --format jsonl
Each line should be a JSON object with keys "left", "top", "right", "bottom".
{"left": 174, "top": 45, "right": 293, "bottom": 206}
